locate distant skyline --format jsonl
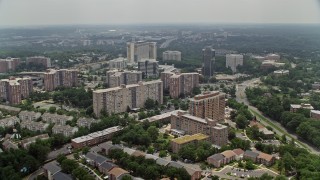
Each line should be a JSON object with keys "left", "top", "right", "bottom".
{"left": 0, "top": 0, "right": 319, "bottom": 27}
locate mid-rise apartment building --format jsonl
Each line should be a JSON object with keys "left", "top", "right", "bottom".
{"left": 171, "top": 111, "right": 228, "bottom": 147}
{"left": 93, "top": 80, "right": 163, "bottom": 117}
{"left": 106, "top": 70, "right": 142, "bottom": 88}
{"left": 127, "top": 41, "right": 157, "bottom": 63}
{"left": 44, "top": 69, "right": 78, "bottom": 91}
{"left": 77, "top": 117, "right": 97, "bottom": 128}
{"left": 26, "top": 56, "right": 51, "bottom": 68}
{"left": 0, "top": 77, "right": 33, "bottom": 105}
{"left": 52, "top": 125, "right": 78, "bottom": 137}
{"left": 41, "top": 113, "right": 73, "bottom": 125}
{"left": 0, "top": 58, "right": 20, "bottom": 73}
{"left": 0, "top": 116, "right": 20, "bottom": 128}
{"left": 161, "top": 72, "right": 199, "bottom": 98}
{"left": 226, "top": 54, "right": 243, "bottom": 73}
{"left": 108, "top": 57, "right": 128, "bottom": 70}
{"left": 20, "top": 120, "right": 49, "bottom": 132}
{"left": 19, "top": 111, "right": 41, "bottom": 121}
{"left": 189, "top": 91, "right": 226, "bottom": 122}
{"left": 163, "top": 51, "right": 181, "bottom": 61}
{"left": 138, "top": 59, "right": 159, "bottom": 78}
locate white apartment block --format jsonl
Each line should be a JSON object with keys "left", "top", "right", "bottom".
{"left": 0, "top": 116, "right": 20, "bottom": 128}
{"left": 108, "top": 57, "right": 128, "bottom": 70}
{"left": 226, "top": 54, "right": 243, "bottom": 73}
{"left": 127, "top": 41, "right": 157, "bottom": 63}
{"left": 20, "top": 121, "right": 49, "bottom": 132}
{"left": 19, "top": 111, "right": 41, "bottom": 121}
{"left": 52, "top": 125, "right": 78, "bottom": 137}
{"left": 163, "top": 51, "right": 181, "bottom": 61}
{"left": 41, "top": 113, "right": 73, "bottom": 125}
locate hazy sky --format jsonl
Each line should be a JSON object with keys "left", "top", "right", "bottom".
{"left": 0, "top": 0, "right": 319, "bottom": 26}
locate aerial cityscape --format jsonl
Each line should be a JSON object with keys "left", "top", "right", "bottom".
{"left": 0, "top": 0, "right": 320, "bottom": 180}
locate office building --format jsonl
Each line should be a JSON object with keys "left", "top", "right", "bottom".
{"left": 106, "top": 70, "right": 142, "bottom": 88}
{"left": 171, "top": 111, "right": 228, "bottom": 147}
{"left": 0, "top": 58, "right": 20, "bottom": 73}
{"left": 0, "top": 77, "right": 33, "bottom": 105}
{"left": 93, "top": 80, "right": 163, "bottom": 117}
{"left": 127, "top": 41, "right": 157, "bottom": 63}
{"left": 108, "top": 57, "right": 127, "bottom": 70}
{"left": 189, "top": 91, "right": 226, "bottom": 122}
{"left": 163, "top": 51, "right": 181, "bottom": 61}
{"left": 161, "top": 72, "right": 199, "bottom": 98}
{"left": 171, "top": 133, "right": 209, "bottom": 153}
{"left": 202, "top": 47, "right": 215, "bottom": 77}
{"left": 226, "top": 54, "right": 243, "bottom": 73}
{"left": 44, "top": 69, "right": 78, "bottom": 91}
{"left": 138, "top": 59, "right": 159, "bottom": 78}
{"left": 26, "top": 56, "right": 51, "bottom": 68}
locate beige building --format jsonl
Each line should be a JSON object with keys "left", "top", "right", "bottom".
{"left": 0, "top": 116, "right": 20, "bottom": 128}
{"left": 20, "top": 120, "right": 49, "bottom": 132}
{"left": 93, "top": 80, "right": 163, "bottom": 117}
{"left": 163, "top": 51, "right": 181, "bottom": 61}
{"left": 189, "top": 91, "right": 226, "bottom": 122}
{"left": 76, "top": 117, "right": 97, "bottom": 128}
{"left": 108, "top": 57, "right": 127, "bottom": 70}
{"left": 266, "top": 53, "right": 280, "bottom": 61}
{"left": 274, "top": 70, "right": 289, "bottom": 76}
{"left": 44, "top": 69, "right": 78, "bottom": 91}
{"left": 127, "top": 41, "right": 157, "bottom": 63}
{"left": 0, "top": 78, "right": 33, "bottom": 105}
{"left": 226, "top": 54, "right": 243, "bottom": 73}
{"left": 171, "top": 111, "right": 228, "bottom": 147}
{"left": 0, "top": 58, "right": 20, "bottom": 73}
{"left": 138, "top": 59, "right": 159, "bottom": 78}
{"left": 52, "top": 125, "right": 78, "bottom": 137}
{"left": 290, "top": 103, "right": 314, "bottom": 112}
{"left": 106, "top": 70, "right": 142, "bottom": 88}
{"left": 41, "top": 113, "right": 73, "bottom": 125}
{"left": 171, "top": 133, "right": 209, "bottom": 153}
{"left": 161, "top": 72, "right": 199, "bottom": 98}
{"left": 19, "top": 111, "right": 41, "bottom": 121}
{"left": 20, "top": 134, "right": 50, "bottom": 149}
{"left": 26, "top": 56, "right": 51, "bottom": 68}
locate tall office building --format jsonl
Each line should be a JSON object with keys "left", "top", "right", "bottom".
{"left": 138, "top": 59, "right": 159, "bottom": 78}
{"left": 0, "top": 58, "right": 20, "bottom": 73}
{"left": 171, "top": 111, "right": 228, "bottom": 147}
{"left": 202, "top": 47, "right": 215, "bottom": 78}
{"left": 163, "top": 51, "right": 181, "bottom": 61}
{"left": 127, "top": 41, "right": 157, "bottom": 63}
{"left": 0, "top": 78, "right": 33, "bottom": 105}
{"left": 93, "top": 80, "right": 163, "bottom": 117}
{"left": 26, "top": 56, "right": 51, "bottom": 68}
{"left": 106, "top": 70, "right": 142, "bottom": 88}
{"left": 189, "top": 91, "right": 225, "bottom": 122}
{"left": 44, "top": 69, "right": 78, "bottom": 91}
{"left": 161, "top": 72, "right": 199, "bottom": 98}
{"left": 226, "top": 54, "right": 243, "bottom": 73}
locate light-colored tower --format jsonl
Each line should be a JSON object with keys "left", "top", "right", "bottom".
{"left": 226, "top": 54, "right": 243, "bottom": 73}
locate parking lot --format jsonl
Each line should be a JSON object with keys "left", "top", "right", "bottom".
{"left": 212, "top": 166, "right": 279, "bottom": 179}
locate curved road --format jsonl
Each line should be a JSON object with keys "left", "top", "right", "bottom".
{"left": 236, "top": 78, "right": 320, "bottom": 155}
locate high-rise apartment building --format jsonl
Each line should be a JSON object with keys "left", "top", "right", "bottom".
{"left": 93, "top": 80, "right": 163, "bottom": 117}
{"left": 108, "top": 57, "right": 128, "bottom": 70}
{"left": 44, "top": 69, "right": 78, "bottom": 91}
{"left": 163, "top": 51, "right": 181, "bottom": 61}
{"left": 127, "top": 41, "right": 157, "bottom": 63}
{"left": 161, "top": 72, "right": 199, "bottom": 98}
{"left": 0, "top": 78, "right": 33, "bottom": 105}
{"left": 138, "top": 59, "right": 159, "bottom": 78}
{"left": 202, "top": 47, "right": 215, "bottom": 78}
{"left": 26, "top": 56, "right": 51, "bottom": 68}
{"left": 171, "top": 111, "right": 228, "bottom": 147}
{"left": 226, "top": 54, "right": 243, "bottom": 73}
{"left": 106, "top": 70, "right": 142, "bottom": 88}
{"left": 0, "top": 58, "right": 20, "bottom": 73}
{"left": 189, "top": 91, "right": 225, "bottom": 122}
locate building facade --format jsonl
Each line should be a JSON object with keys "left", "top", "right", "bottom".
{"left": 163, "top": 51, "right": 181, "bottom": 61}
{"left": 0, "top": 58, "right": 20, "bottom": 73}
{"left": 26, "top": 56, "right": 51, "bottom": 68}
{"left": 127, "top": 41, "right": 157, "bottom": 63}
{"left": 108, "top": 57, "right": 127, "bottom": 70}
{"left": 171, "top": 111, "right": 228, "bottom": 147}
{"left": 202, "top": 47, "right": 215, "bottom": 78}
{"left": 137, "top": 59, "right": 159, "bottom": 78}
{"left": 44, "top": 69, "right": 78, "bottom": 91}
{"left": 189, "top": 91, "right": 226, "bottom": 122}
{"left": 93, "top": 80, "right": 163, "bottom": 117}
{"left": 106, "top": 70, "right": 142, "bottom": 88}
{"left": 226, "top": 54, "right": 243, "bottom": 73}
{"left": 0, "top": 78, "right": 33, "bottom": 105}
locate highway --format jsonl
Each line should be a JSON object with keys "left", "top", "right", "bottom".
{"left": 235, "top": 78, "right": 320, "bottom": 155}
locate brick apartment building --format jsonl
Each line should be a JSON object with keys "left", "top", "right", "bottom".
{"left": 44, "top": 69, "right": 78, "bottom": 91}
{"left": 0, "top": 58, "right": 20, "bottom": 73}
{"left": 106, "top": 70, "right": 142, "bottom": 88}
{"left": 26, "top": 56, "right": 51, "bottom": 68}
{"left": 189, "top": 91, "right": 226, "bottom": 122}
{"left": 171, "top": 111, "right": 228, "bottom": 147}
{"left": 0, "top": 77, "right": 33, "bottom": 105}
{"left": 161, "top": 72, "right": 199, "bottom": 98}
{"left": 93, "top": 80, "right": 163, "bottom": 117}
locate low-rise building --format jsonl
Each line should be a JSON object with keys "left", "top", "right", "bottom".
{"left": 244, "top": 150, "right": 259, "bottom": 162}
{"left": 221, "top": 150, "right": 236, "bottom": 164}
{"left": 0, "top": 116, "right": 20, "bottom": 128}
{"left": 312, "top": 82, "right": 320, "bottom": 90}
{"left": 43, "top": 162, "right": 72, "bottom": 180}
{"left": 207, "top": 149, "right": 242, "bottom": 167}
{"left": 42, "top": 113, "right": 73, "bottom": 125}
{"left": 273, "top": 70, "right": 289, "bottom": 76}
{"left": 98, "top": 162, "right": 118, "bottom": 175}
{"left": 77, "top": 117, "right": 97, "bottom": 128}
{"left": 0, "top": 105, "right": 21, "bottom": 114}
{"left": 257, "top": 152, "right": 275, "bottom": 166}
{"left": 290, "top": 103, "right": 314, "bottom": 112}
{"left": 2, "top": 139, "right": 19, "bottom": 151}
{"left": 233, "top": 148, "right": 245, "bottom": 160}
{"left": 20, "top": 120, "right": 49, "bottom": 132}
{"left": 108, "top": 167, "right": 130, "bottom": 180}
{"left": 171, "top": 133, "right": 209, "bottom": 153}
{"left": 71, "top": 126, "right": 122, "bottom": 149}
{"left": 84, "top": 152, "right": 110, "bottom": 167}
{"left": 140, "top": 110, "right": 183, "bottom": 123}
{"left": 52, "top": 125, "right": 78, "bottom": 137}
{"left": 311, "top": 110, "right": 320, "bottom": 119}
{"left": 207, "top": 153, "right": 225, "bottom": 168}
{"left": 20, "top": 134, "right": 50, "bottom": 149}
{"left": 19, "top": 111, "right": 41, "bottom": 121}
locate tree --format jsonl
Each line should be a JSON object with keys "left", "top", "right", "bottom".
{"left": 61, "top": 159, "right": 79, "bottom": 174}
{"left": 245, "top": 159, "right": 255, "bottom": 170}
{"left": 147, "top": 126, "right": 159, "bottom": 141}
{"left": 282, "top": 152, "right": 295, "bottom": 173}
{"left": 171, "top": 153, "right": 179, "bottom": 161}
{"left": 159, "top": 150, "right": 167, "bottom": 158}
{"left": 192, "top": 87, "right": 201, "bottom": 95}
{"left": 235, "top": 114, "right": 248, "bottom": 129}
{"left": 48, "top": 106, "right": 56, "bottom": 114}
{"left": 57, "top": 154, "right": 67, "bottom": 164}
{"left": 145, "top": 98, "right": 155, "bottom": 109}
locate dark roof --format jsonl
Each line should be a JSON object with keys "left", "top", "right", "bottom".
{"left": 85, "top": 152, "right": 110, "bottom": 164}
{"left": 99, "top": 162, "right": 118, "bottom": 171}
{"left": 208, "top": 153, "right": 224, "bottom": 161}
{"left": 244, "top": 150, "right": 259, "bottom": 158}
{"left": 52, "top": 172, "right": 72, "bottom": 180}
{"left": 43, "top": 162, "right": 61, "bottom": 174}
{"left": 168, "top": 161, "right": 184, "bottom": 169}
{"left": 156, "top": 158, "right": 170, "bottom": 166}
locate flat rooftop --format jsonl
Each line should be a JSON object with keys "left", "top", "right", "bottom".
{"left": 171, "top": 133, "right": 209, "bottom": 144}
